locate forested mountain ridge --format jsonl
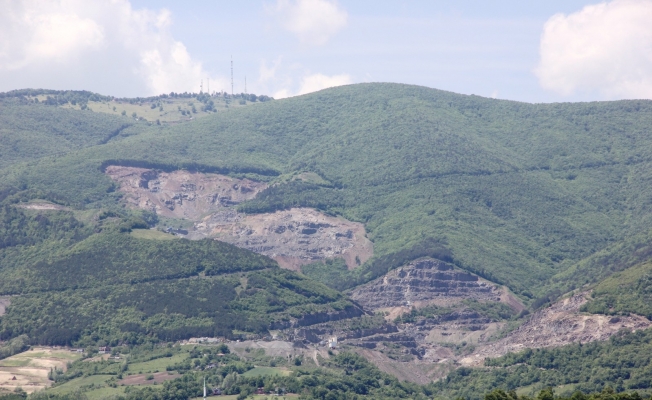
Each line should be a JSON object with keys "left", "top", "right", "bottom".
{"left": 3, "top": 83, "right": 652, "bottom": 300}
{"left": 4, "top": 84, "right": 652, "bottom": 399}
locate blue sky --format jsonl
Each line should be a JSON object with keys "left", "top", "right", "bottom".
{"left": 2, "top": 1, "right": 652, "bottom": 102}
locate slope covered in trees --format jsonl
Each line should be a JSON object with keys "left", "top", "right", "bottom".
{"left": 3, "top": 83, "right": 652, "bottom": 300}
{"left": 0, "top": 208, "right": 354, "bottom": 346}
{"left": 0, "top": 97, "right": 147, "bottom": 169}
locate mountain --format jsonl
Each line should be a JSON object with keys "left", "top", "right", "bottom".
{"left": 4, "top": 84, "right": 652, "bottom": 299}
{"left": 2, "top": 84, "right": 652, "bottom": 399}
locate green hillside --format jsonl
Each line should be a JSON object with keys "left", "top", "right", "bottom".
{"left": 0, "top": 208, "right": 354, "bottom": 346}
{"left": 3, "top": 83, "right": 652, "bottom": 300}
{"left": 581, "top": 260, "right": 652, "bottom": 319}
{"left": 0, "top": 97, "right": 147, "bottom": 169}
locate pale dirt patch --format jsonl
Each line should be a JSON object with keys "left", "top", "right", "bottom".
{"left": 201, "top": 208, "right": 373, "bottom": 270}
{"left": 107, "top": 166, "right": 373, "bottom": 269}
{"left": 355, "top": 348, "right": 448, "bottom": 385}
{"left": 228, "top": 340, "right": 327, "bottom": 363}
{"left": 228, "top": 340, "right": 297, "bottom": 358}
{"left": 15, "top": 202, "right": 69, "bottom": 211}
{"left": 0, "top": 347, "right": 80, "bottom": 394}
{"left": 118, "top": 371, "right": 180, "bottom": 386}
{"left": 84, "top": 354, "right": 111, "bottom": 362}
{"left": 105, "top": 166, "right": 267, "bottom": 221}
{"left": 500, "top": 287, "right": 527, "bottom": 313}
{"left": 426, "top": 322, "right": 505, "bottom": 345}
{"left": 459, "top": 292, "right": 652, "bottom": 366}
{"left": 0, "top": 298, "right": 10, "bottom": 317}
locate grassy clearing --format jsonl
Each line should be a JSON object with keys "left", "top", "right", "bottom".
{"left": 0, "top": 358, "right": 30, "bottom": 367}
{"left": 6, "top": 348, "right": 82, "bottom": 365}
{"left": 127, "top": 352, "right": 188, "bottom": 374}
{"left": 83, "top": 386, "right": 127, "bottom": 400}
{"left": 47, "top": 374, "right": 114, "bottom": 394}
{"left": 130, "top": 229, "right": 178, "bottom": 241}
{"left": 241, "top": 366, "right": 292, "bottom": 378}
{"left": 59, "top": 96, "right": 255, "bottom": 123}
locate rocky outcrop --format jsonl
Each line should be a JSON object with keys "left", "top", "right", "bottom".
{"left": 106, "top": 166, "right": 373, "bottom": 270}
{"left": 349, "top": 258, "right": 502, "bottom": 310}
{"left": 459, "top": 292, "right": 652, "bottom": 366}
{"left": 195, "top": 208, "right": 373, "bottom": 271}
{"left": 105, "top": 166, "right": 266, "bottom": 219}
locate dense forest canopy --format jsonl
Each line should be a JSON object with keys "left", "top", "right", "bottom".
{"left": 3, "top": 83, "right": 652, "bottom": 299}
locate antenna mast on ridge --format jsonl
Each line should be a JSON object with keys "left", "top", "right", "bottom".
{"left": 230, "top": 56, "right": 233, "bottom": 96}
{"left": 200, "top": 79, "right": 203, "bottom": 94}
{"left": 207, "top": 78, "right": 210, "bottom": 95}
{"left": 245, "top": 76, "right": 247, "bottom": 95}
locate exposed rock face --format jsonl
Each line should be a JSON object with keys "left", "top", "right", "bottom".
{"left": 349, "top": 258, "right": 502, "bottom": 310}
{"left": 105, "top": 166, "right": 266, "bottom": 219}
{"left": 459, "top": 292, "right": 652, "bottom": 366}
{"left": 194, "top": 208, "right": 373, "bottom": 271}
{"left": 106, "top": 166, "right": 373, "bottom": 270}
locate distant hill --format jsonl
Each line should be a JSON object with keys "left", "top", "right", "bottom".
{"left": 3, "top": 83, "right": 652, "bottom": 302}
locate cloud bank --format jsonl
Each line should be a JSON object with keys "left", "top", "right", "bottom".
{"left": 0, "top": 0, "right": 224, "bottom": 96}
{"left": 297, "top": 73, "right": 351, "bottom": 95}
{"left": 536, "top": 0, "right": 652, "bottom": 99}
{"left": 271, "top": 0, "right": 348, "bottom": 46}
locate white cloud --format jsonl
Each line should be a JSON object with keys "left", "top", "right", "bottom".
{"left": 271, "top": 0, "right": 348, "bottom": 46}
{"left": 266, "top": 71, "right": 351, "bottom": 99}
{"left": 273, "top": 88, "right": 292, "bottom": 99}
{"left": 297, "top": 73, "right": 351, "bottom": 95}
{"left": 0, "top": 0, "right": 226, "bottom": 96}
{"left": 536, "top": 0, "right": 652, "bottom": 99}
{"left": 259, "top": 57, "right": 283, "bottom": 82}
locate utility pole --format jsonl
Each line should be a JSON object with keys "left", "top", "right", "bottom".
{"left": 230, "top": 56, "right": 233, "bottom": 96}
{"left": 200, "top": 79, "right": 203, "bottom": 94}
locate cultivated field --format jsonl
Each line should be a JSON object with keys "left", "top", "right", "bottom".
{"left": 0, "top": 347, "right": 81, "bottom": 394}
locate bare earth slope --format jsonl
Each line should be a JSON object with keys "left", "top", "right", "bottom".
{"left": 343, "top": 261, "right": 650, "bottom": 382}
{"left": 350, "top": 258, "right": 507, "bottom": 310}
{"left": 106, "top": 166, "right": 372, "bottom": 270}
{"left": 460, "top": 292, "right": 652, "bottom": 366}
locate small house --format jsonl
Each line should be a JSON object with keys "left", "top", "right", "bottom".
{"left": 98, "top": 346, "right": 111, "bottom": 354}
{"left": 328, "top": 336, "right": 338, "bottom": 349}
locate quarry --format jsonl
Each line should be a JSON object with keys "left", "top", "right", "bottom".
{"left": 106, "top": 165, "right": 373, "bottom": 270}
